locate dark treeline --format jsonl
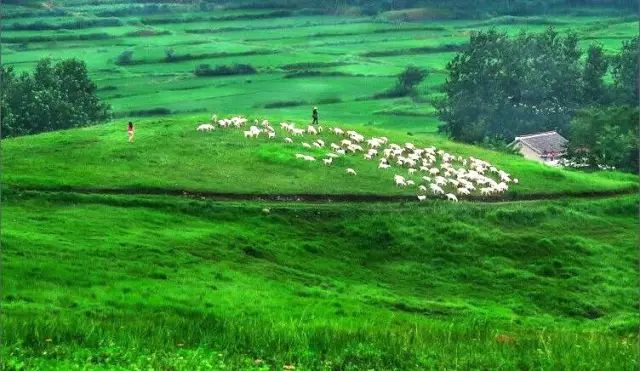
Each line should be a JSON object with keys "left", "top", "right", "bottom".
{"left": 203, "top": 0, "right": 637, "bottom": 16}
{"left": 436, "top": 28, "right": 638, "bottom": 171}
{"left": 0, "top": 59, "right": 111, "bottom": 138}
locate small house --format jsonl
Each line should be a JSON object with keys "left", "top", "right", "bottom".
{"left": 509, "top": 131, "right": 568, "bottom": 165}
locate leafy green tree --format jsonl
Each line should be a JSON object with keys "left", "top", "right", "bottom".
{"left": 397, "top": 65, "right": 427, "bottom": 93}
{"left": 611, "top": 36, "right": 639, "bottom": 105}
{"left": 0, "top": 58, "right": 110, "bottom": 138}
{"left": 437, "top": 28, "right": 583, "bottom": 143}
{"left": 582, "top": 43, "right": 609, "bottom": 104}
{"left": 566, "top": 106, "right": 638, "bottom": 172}
{"left": 376, "top": 65, "right": 427, "bottom": 98}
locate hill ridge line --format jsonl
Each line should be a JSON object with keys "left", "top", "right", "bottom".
{"left": 7, "top": 186, "right": 638, "bottom": 203}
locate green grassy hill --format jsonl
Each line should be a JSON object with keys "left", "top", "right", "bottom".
{"left": 3, "top": 114, "right": 637, "bottom": 199}
{"left": 2, "top": 3, "right": 639, "bottom": 369}
{"left": 3, "top": 191, "right": 638, "bottom": 369}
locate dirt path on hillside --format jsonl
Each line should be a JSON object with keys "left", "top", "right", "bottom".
{"left": 8, "top": 185, "right": 638, "bottom": 203}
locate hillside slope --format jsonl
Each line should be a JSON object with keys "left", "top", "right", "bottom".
{"left": 2, "top": 191, "right": 638, "bottom": 369}
{"left": 3, "top": 115, "right": 637, "bottom": 199}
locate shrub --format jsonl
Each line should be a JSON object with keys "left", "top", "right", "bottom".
{"left": 115, "top": 50, "right": 134, "bottom": 66}
{"left": 264, "top": 100, "right": 306, "bottom": 108}
{"left": 375, "top": 65, "right": 427, "bottom": 98}
{"left": 193, "top": 64, "right": 257, "bottom": 77}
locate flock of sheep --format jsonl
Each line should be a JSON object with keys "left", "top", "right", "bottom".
{"left": 196, "top": 115, "right": 519, "bottom": 201}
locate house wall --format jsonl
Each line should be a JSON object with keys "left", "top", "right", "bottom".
{"left": 515, "top": 142, "right": 543, "bottom": 162}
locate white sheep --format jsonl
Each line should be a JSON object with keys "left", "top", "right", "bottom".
{"left": 268, "top": 131, "right": 276, "bottom": 139}
{"left": 346, "top": 168, "right": 357, "bottom": 176}
{"left": 307, "top": 125, "right": 318, "bottom": 135}
{"left": 284, "top": 137, "right": 293, "bottom": 143}
{"left": 323, "top": 158, "right": 333, "bottom": 166}
{"left": 197, "top": 123, "right": 215, "bottom": 132}
{"left": 457, "top": 187, "right": 471, "bottom": 196}
{"left": 417, "top": 195, "right": 427, "bottom": 202}
{"left": 445, "top": 193, "right": 458, "bottom": 202}
{"left": 302, "top": 142, "right": 312, "bottom": 149}
{"left": 430, "top": 184, "right": 444, "bottom": 195}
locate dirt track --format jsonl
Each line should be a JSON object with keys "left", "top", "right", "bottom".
{"left": 8, "top": 185, "right": 638, "bottom": 203}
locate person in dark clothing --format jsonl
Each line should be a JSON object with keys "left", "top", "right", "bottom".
{"left": 311, "top": 106, "right": 318, "bottom": 125}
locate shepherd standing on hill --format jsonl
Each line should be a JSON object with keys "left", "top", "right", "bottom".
{"left": 127, "top": 121, "right": 135, "bottom": 143}
{"left": 311, "top": 106, "right": 319, "bottom": 126}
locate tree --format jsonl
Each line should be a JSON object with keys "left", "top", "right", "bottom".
{"left": 582, "top": 43, "right": 609, "bottom": 104}
{"left": 566, "top": 106, "right": 638, "bottom": 172}
{"left": 375, "top": 65, "right": 427, "bottom": 98}
{"left": 437, "top": 28, "right": 584, "bottom": 143}
{"left": 115, "top": 50, "right": 134, "bottom": 65}
{"left": 611, "top": 36, "right": 639, "bottom": 105}
{"left": 0, "top": 58, "right": 111, "bottom": 138}
{"left": 397, "top": 65, "right": 427, "bottom": 93}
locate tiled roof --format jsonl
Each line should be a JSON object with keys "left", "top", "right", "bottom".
{"left": 511, "top": 131, "right": 568, "bottom": 155}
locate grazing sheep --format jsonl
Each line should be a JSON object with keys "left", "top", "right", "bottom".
{"left": 422, "top": 176, "right": 431, "bottom": 182}
{"left": 295, "top": 154, "right": 306, "bottom": 159}
{"left": 445, "top": 193, "right": 458, "bottom": 202}
{"left": 303, "top": 155, "right": 316, "bottom": 161}
{"left": 346, "top": 168, "right": 357, "bottom": 176}
{"left": 268, "top": 131, "right": 276, "bottom": 139}
{"left": 457, "top": 187, "right": 471, "bottom": 196}
{"left": 430, "top": 184, "right": 444, "bottom": 195}
{"left": 302, "top": 142, "right": 312, "bottom": 149}
{"left": 316, "top": 139, "right": 325, "bottom": 147}
{"left": 327, "top": 153, "right": 339, "bottom": 158}
{"left": 428, "top": 168, "right": 440, "bottom": 175}
{"left": 364, "top": 153, "right": 373, "bottom": 160}
{"left": 197, "top": 123, "right": 215, "bottom": 132}
{"left": 323, "top": 158, "right": 333, "bottom": 166}
{"left": 419, "top": 185, "right": 428, "bottom": 192}
{"left": 336, "top": 149, "right": 346, "bottom": 156}
{"left": 408, "top": 168, "right": 417, "bottom": 175}
{"left": 379, "top": 162, "right": 391, "bottom": 169}
{"left": 417, "top": 195, "right": 427, "bottom": 202}
{"left": 330, "top": 143, "right": 341, "bottom": 151}
{"left": 480, "top": 187, "right": 493, "bottom": 196}
{"left": 284, "top": 137, "right": 293, "bottom": 143}
{"left": 307, "top": 125, "right": 318, "bottom": 135}
{"left": 313, "top": 142, "right": 322, "bottom": 148}
{"left": 406, "top": 180, "right": 415, "bottom": 186}
{"left": 394, "top": 175, "right": 407, "bottom": 187}
{"left": 332, "top": 127, "right": 344, "bottom": 135}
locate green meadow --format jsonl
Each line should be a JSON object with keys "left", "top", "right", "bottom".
{"left": 1, "top": 2, "right": 639, "bottom": 369}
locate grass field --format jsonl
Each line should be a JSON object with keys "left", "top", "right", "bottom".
{"left": 3, "top": 114, "right": 638, "bottom": 198}
{"left": 2, "top": 4, "right": 638, "bottom": 131}
{"left": 2, "top": 2, "right": 639, "bottom": 370}
{"left": 2, "top": 191, "right": 638, "bottom": 369}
